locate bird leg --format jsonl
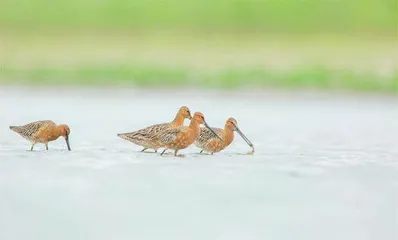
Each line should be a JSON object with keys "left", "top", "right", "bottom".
{"left": 30, "top": 144, "right": 35, "bottom": 151}
{"left": 45, "top": 143, "right": 49, "bottom": 151}
{"left": 141, "top": 148, "right": 159, "bottom": 154}
{"left": 174, "top": 150, "right": 185, "bottom": 158}
{"left": 199, "top": 150, "right": 212, "bottom": 155}
{"left": 160, "top": 149, "right": 168, "bottom": 156}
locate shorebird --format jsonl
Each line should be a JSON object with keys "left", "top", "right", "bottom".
{"left": 195, "top": 117, "right": 254, "bottom": 154}
{"left": 157, "top": 112, "right": 221, "bottom": 157}
{"left": 117, "top": 106, "right": 192, "bottom": 152}
{"left": 10, "top": 120, "right": 71, "bottom": 151}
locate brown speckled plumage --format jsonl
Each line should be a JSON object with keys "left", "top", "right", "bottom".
{"left": 117, "top": 106, "right": 192, "bottom": 152}
{"left": 156, "top": 112, "right": 221, "bottom": 157}
{"left": 195, "top": 118, "right": 254, "bottom": 154}
{"left": 10, "top": 120, "right": 71, "bottom": 151}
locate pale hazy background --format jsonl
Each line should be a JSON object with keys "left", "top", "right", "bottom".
{"left": 1, "top": 0, "right": 397, "bottom": 92}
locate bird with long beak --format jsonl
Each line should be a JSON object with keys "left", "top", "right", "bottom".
{"left": 195, "top": 117, "right": 254, "bottom": 154}
{"left": 156, "top": 112, "right": 221, "bottom": 157}
{"left": 117, "top": 106, "right": 192, "bottom": 152}
{"left": 10, "top": 120, "right": 71, "bottom": 151}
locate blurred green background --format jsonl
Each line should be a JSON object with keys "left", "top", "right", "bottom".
{"left": 1, "top": 0, "right": 397, "bottom": 92}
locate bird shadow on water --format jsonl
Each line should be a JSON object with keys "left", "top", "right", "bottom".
{"left": 230, "top": 152, "right": 255, "bottom": 156}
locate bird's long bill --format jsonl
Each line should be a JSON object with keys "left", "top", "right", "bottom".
{"left": 65, "top": 136, "right": 71, "bottom": 151}
{"left": 203, "top": 121, "right": 222, "bottom": 140}
{"left": 236, "top": 127, "right": 254, "bottom": 152}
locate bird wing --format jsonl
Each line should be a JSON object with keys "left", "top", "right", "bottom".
{"left": 139, "top": 122, "right": 170, "bottom": 135}
{"left": 156, "top": 126, "right": 185, "bottom": 145}
{"left": 197, "top": 127, "right": 224, "bottom": 142}
{"left": 21, "top": 121, "right": 55, "bottom": 137}
{"left": 118, "top": 122, "right": 170, "bottom": 140}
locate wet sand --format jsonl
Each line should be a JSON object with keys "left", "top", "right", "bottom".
{"left": 1, "top": 87, "right": 397, "bottom": 240}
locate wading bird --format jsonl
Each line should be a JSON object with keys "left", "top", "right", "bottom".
{"left": 10, "top": 120, "right": 71, "bottom": 151}
{"left": 117, "top": 106, "right": 192, "bottom": 152}
{"left": 195, "top": 118, "right": 254, "bottom": 154}
{"left": 157, "top": 112, "right": 221, "bottom": 157}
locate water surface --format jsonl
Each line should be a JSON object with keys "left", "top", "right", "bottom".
{"left": 1, "top": 88, "right": 397, "bottom": 240}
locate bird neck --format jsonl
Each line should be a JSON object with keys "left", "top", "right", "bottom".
{"left": 44, "top": 126, "right": 63, "bottom": 141}
{"left": 223, "top": 127, "right": 235, "bottom": 145}
{"left": 55, "top": 126, "right": 64, "bottom": 138}
{"left": 189, "top": 119, "right": 201, "bottom": 130}
{"left": 172, "top": 112, "right": 185, "bottom": 126}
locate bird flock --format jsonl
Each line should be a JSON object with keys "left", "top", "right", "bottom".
{"left": 9, "top": 106, "right": 254, "bottom": 157}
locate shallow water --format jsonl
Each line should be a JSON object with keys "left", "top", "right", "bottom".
{"left": 1, "top": 87, "right": 397, "bottom": 240}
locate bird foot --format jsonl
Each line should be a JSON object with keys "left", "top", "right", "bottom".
{"left": 160, "top": 152, "right": 174, "bottom": 157}
{"left": 141, "top": 151, "right": 158, "bottom": 154}
{"left": 198, "top": 152, "right": 213, "bottom": 155}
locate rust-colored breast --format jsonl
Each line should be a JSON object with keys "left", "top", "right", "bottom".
{"left": 159, "top": 124, "right": 200, "bottom": 150}
{"left": 36, "top": 125, "right": 60, "bottom": 142}
{"left": 206, "top": 138, "right": 227, "bottom": 152}
{"left": 170, "top": 129, "right": 195, "bottom": 149}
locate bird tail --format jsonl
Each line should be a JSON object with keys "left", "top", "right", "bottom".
{"left": 117, "top": 133, "right": 131, "bottom": 141}
{"left": 10, "top": 126, "right": 24, "bottom": 134}
{"left": 10, "top": 126, "right": 18, "bottom": 131}
{"left": 118, "top": 132, "right": 151, "bottom": 146}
